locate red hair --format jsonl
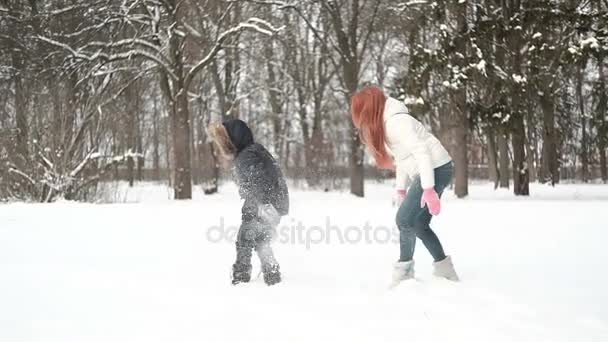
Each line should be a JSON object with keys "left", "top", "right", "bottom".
{"left": 351, "top": 86, "right": 394, "bottom": 170}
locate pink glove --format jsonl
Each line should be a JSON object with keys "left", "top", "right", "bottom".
{"left": 395, "top": 189, "right": 407, "bottom": 207}
{"left": 421, "top": 188, "right": 441, "bottom": 215}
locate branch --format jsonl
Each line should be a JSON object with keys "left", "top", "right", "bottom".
{"left": 359, "top": 0, "right": 382, "bottom": 57}
{"left": 244, "top": 0, "right": 345, "bottom": 58}
{"left": 7, "top": 166, "right": 36, "bottom": 186}
{"left": 37, "top": 35, "right": 179, "bottom": 81}
{"left": 69, "top": 150, "right": 99, "bottom": 178}
{"left": 184, "top": 19, "right": 281, "bottom": 87}
{"left": 70, "top": 155, "right": 128, "bottom": 194}
{"left": 320, "top": 0, "right": 350, "bottom": 58}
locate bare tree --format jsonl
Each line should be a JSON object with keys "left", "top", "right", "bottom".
{"left": 37, "top": 0, "right": 279, "bottom": 199}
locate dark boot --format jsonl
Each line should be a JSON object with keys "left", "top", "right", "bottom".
{"left": 262, "top": 263, "right": 281, "bottom": 286}
{"left": 231, "top": 246, "right": 252, "bottom": 285}
{"left": 256, "top": 244, "right": 281, "bottom": 286}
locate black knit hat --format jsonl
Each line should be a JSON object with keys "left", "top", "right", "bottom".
{"left": 222, "top": 119, "right": 254, "bottom": 154}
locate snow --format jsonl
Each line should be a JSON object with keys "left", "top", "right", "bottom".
{"left": 397, "top": 0, "right": 430, "bottom": 7}
{"left": 1, "top": 182, "right": 608, "bottom": 342}
{"left": 474, "top": 60, "right": 487, "bottom": 75}
{"left": 403, "top": 96, "right": 425, "bottom": 105}
{"left": 532, "top": 32, "right": 542, "bottom": 39}
{"left": 581, "top": 37, "right": 599, "bottom": 50}
{"left": 512, "top": 74, "right": 527, "bottom": 84}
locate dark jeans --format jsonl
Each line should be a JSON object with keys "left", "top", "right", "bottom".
{"left": 396, "top": 162, "right": 453, "bottom": 262}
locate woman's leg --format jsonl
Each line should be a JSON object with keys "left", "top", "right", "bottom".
{"left": 395, "top": 178, "right": 424, "bottom": 262}
{"left": 413, "top": 162, "right": 453, "bottom": 261}
{"left": 413, "top": 210, "right": 446, "bottom": 262}
{"left": 396, "top": 163, "right": 454, "bottom": 262}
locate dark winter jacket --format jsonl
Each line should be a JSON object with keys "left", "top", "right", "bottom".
{"left": 222, "top": 119, "right": 290, "bottom": 222}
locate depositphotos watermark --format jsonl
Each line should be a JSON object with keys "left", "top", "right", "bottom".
{"left": 206, "top": 217, "right": 400, "bottom": 249}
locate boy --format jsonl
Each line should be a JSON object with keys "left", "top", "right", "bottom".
{"left": 208, "top": 119, "right": 289, "bottom": 286}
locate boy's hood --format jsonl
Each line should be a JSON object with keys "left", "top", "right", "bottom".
{"left": 222, "top": 119, "right": 254, "bottom": 154}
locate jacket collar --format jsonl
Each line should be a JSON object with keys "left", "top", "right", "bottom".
{"left": 383, "top": 97, "right": 409, "bottom": 122}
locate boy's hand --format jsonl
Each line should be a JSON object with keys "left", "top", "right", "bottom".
{"left": 258, "top": 203, "right": 281, "bottom": 226}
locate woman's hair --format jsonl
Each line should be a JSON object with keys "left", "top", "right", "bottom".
{"left": 351, "top": 86, "right": 393, "bottom": 170}
{"left": 207, "top": 122, "right": 236, "bottom": 163}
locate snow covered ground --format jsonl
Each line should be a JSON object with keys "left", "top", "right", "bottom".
{"left": 1, "top": 182, "right": 608, "bottom": 342}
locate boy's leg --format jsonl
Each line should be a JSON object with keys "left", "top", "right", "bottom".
{"left": 254, "top": 221, "right": 281, "bottom": 285}
{"left": 232, "top": 221, "right": 256, "bottom": 285}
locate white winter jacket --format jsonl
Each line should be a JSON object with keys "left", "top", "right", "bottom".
{"left": 383, "top": 97, "right": 452, "bottom": 190}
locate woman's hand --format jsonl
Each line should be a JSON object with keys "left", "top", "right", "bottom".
{"left": 394, "top": 188, "right": 407, "bottom": 207}
{"left": 421, "top": 188, "right": 441, "bottom": 215}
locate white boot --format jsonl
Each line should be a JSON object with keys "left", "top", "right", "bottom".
{"left": 390, "top": 260, "right": 415, "bottom": 287}
{"left": 433, "top": 256, "right": 459, "bottom": 281}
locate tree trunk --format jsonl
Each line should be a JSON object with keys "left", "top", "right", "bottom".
{"left": 525, "top": 109, "right": 537, "bottom": 182}
{"left": 301, "top": 116, "right": 324, "bottom": 188}
{"left": 577, "top": 63, "right": 588, "bottom": 182}
{"left": 152, "top": 94, "right": 161, "bottom": 181}
{"left": 200, "top": 93, "right": 219, "bottom": 194}
{"left": 135, "top": 90, "right": 144, "bottom": 182}
{"left": 210, "top": 61, "right": 227, "bottom": 117}
{"left": 159, "top": 4, "right": 191, "bottom": 197}
{"left": 340, "top": 53, "right": 364, "bottom": 196}
{"left": 505, "top": 0, "right": 529, "bottom": 196}
{"left": 171, "top": 88, "right": 193, "bottom": 199}
{"left": 511, "top": 115, "right": 529, "bottom": 195}
{"left": 12, "top": 53, "right": 28, "bottom": 164}
{"left": 64, "top": 73, "right": 78, "bottom": 161}
{"left": 321, "top": 0, "right": 366, "bottom": 197}
{"left": 206, "top": 143, "right": 220, "bottom": 195}
{"left": 451, "top": 0, "right": 469, "bottom": 198}
{"left": 191, "top": 107, "right": 199, "bottom": 185}
{"left": 349, "top": 121, "right": 365, "bottom": 197}
{"left": 598, "top": 58, "right": 608, "bottom": 182}
{"left": 497, "top": 131, "right": 510, "bottom": 188}
{"left": 264, "top": 40, "right": 285, "bottom": 155}
{"left": 344, "top": 73, "right": 364, "bottom": 197}
{"left": 486, "top": 128, "right": 499, "bottom": 188}
{"left": 308, "top": 108, "right": 324, "bottom": 188}
{"left": 539, "top": 91, "right": 558, "bottom": 185}
{"left": 600, "top": 147, "right": 607, "bottom": 183}
{"left": 164, "top": 113, "right": 172, "bottom": 186}
{"left": 452, "top": 123, "right": 468, "bottom": 197}
{"left": 125, "top": 83, "right": 136, "bottom": 187}
{"left": 126, "top": 153, "right": 135, "bottom": 186}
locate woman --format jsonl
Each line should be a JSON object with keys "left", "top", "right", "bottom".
{"left": 351, "top": 86, "right": 459, "bottom": 285}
